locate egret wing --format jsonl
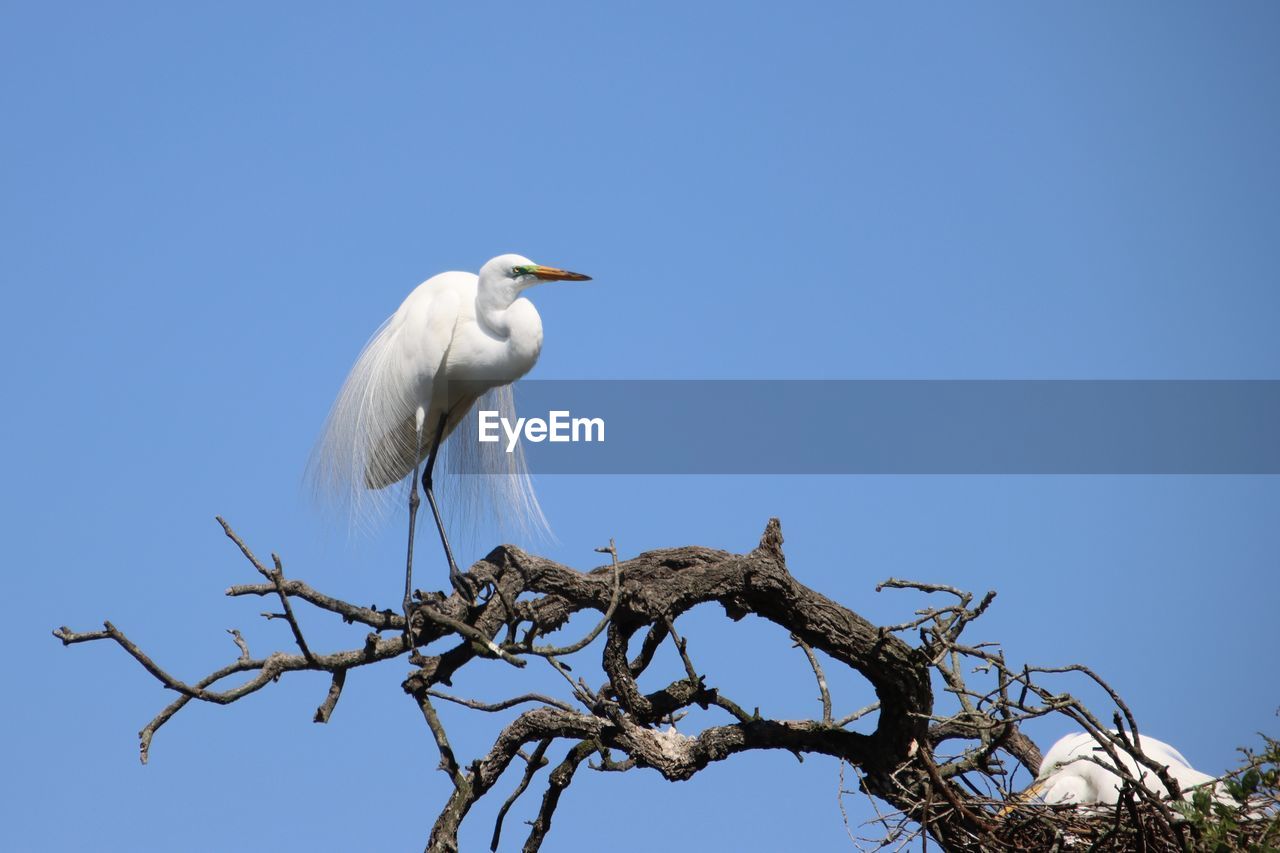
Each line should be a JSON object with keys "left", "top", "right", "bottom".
{"left": 364, "top": 388, "right": 480, "bottom": 489}
{"left": 308, "top": 286, "right": 461, "bottom": 522}
{"left": 1041, "top": 773, "right": 1092, "bottom": 805}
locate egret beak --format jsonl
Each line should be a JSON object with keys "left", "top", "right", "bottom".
{"left": 530, "top": 265, "right": 591, "bottom": 282}
{"left": 996, "top": 779, "right": 1046, "bottom": 817}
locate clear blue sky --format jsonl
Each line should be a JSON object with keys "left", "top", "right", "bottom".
{"left": 3, "top": 3, "right": 1278, "bottom": 851}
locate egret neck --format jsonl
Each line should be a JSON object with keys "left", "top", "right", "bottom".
{"left": 475, "top": 277, "right": 544, "bottom": 373}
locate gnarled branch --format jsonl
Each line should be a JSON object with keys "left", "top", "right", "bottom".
{"left": 54, "top": 517, "right": 1268, "bottom": 852}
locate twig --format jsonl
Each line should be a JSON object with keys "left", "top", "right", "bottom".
{"left": 793, "top": 634, "right": 833, "bottom": 724}
{"left": 490, "top": 738, "right": 551, "bottom": 851}
{"left": 227, "top": 579, "right": 398, "bottom": 630}
{"left": 523, "top": 740, "right": 596, "bottom": 853}
{"left": 516, "top": 540, "right": 622, "bottom": 658}
{"left": 543, "top": 655, "right": 597, "bottom": 711}
{"left": 837, "top": 701, "right": 880, "bottom": 728}
{"left": 314, "top": 669, "right": 347, "bottom": 723}
{"left": 268, "top": 553, "right": 314, "bottom": 662}
{"left": 427, "top": 689, "right": 576, "bottom": 715}
{"left": 416, "top": 691, "right": 465, "bottom": 789}
{"left": 226, "top": 628, "right": 251, "bottom": 661}
{"left": 415, "top": 604, "right": 527, "bottom": 668}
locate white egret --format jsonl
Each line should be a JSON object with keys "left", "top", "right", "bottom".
{"left": 1015, "top": 731, "right": 1224, "bottom": 809}
{"left": 309, "top": 254, "right": 591, "bottom": 623}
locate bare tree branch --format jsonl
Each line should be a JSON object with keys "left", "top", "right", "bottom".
{"left": 53, "top": 517, "right": 1273, "bottom": 852}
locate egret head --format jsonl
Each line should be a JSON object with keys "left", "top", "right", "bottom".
{"left": 1034, "top": 733, "right": 1099, "bottom": 787}
{"left": 1029, "top": 732, "right": 1128, "bottom": 806}
{"left": 1037, "top": 733, "right": 1109, "bottom": 782}
{"left": 999, "top": 732, "right": 1116, "bottom": 814}
{"left": 479, "top": 253, "right": 591, "bottom": 294}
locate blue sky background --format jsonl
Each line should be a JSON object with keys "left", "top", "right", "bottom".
{"left": 3, "top": 2, "right": 1278, "bottom": 850}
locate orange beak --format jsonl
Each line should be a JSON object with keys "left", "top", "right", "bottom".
{"left": 531, "top": 265, "right": 591, "bottom": 282}
{"left": 996, "top": 779, "right": 1046, "bottom": 817}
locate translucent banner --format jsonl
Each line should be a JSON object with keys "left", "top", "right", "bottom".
{"left": 450, "top": 380, "right": 1280, "bottom": 474}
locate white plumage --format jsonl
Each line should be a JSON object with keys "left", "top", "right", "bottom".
{"left": 308, "top": 253, "right": 590, "bottom": 603}
{"left": 309, "top": 253, "right": 589, "bottom": 537}
{"left": 1030, "top": 731, "right": 1224, "bottom": 807}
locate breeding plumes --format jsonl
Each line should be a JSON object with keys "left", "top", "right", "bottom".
{"left": 1019, "top": 731, "right": 1225, "bottom": 808}
{"left": 309, "top": 253, "right": 591, "bottom": 620}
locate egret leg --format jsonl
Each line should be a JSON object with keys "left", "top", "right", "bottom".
{"left": 422, "top": 412, "right": 475, "bottom": 601}
{"left": 403, "top": 411, "right": 426, "bottom": 652}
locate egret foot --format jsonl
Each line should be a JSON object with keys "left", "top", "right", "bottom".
{"left": 449, "top": 567, "right": 477, "bottom": 602}
{"left": 403, "top": 597, "right": 418, "bottom": 648}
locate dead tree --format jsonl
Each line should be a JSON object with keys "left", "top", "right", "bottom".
{"left": 53, "top": 518, "right": 1270, "bottom": 851}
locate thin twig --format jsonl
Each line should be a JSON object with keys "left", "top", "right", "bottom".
{"left": 314, "top": 669, "right": 347, "bottom": 723}
{"left": 267, "top": 552, "right": 315, "bottom": 663}
{"left": 427, "top": 689, "right": 576, "bottom": 715}
{"left": 226, "top": 629, "right": 250, "bottom": 661}
{"left": 491, "top": 738, "right": 551, "bottom": 851}
{"left": 416, "top": 691, "right": 465, "bottom": 789}
{"left": 415, "top": 604, "right": 527, "bottom": 668}
{"left": 792, "top": 634, "right": 833, "bottom": 724}
{"left": 516, "top": 540, "right": 622, "bottom": 658}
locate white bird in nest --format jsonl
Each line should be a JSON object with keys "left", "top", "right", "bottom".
{"left": 1012, "top": 731, "right": 1226, "bottom": 810}
{"left": 309, "top": 253, "right": 591, "bottom": 630}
